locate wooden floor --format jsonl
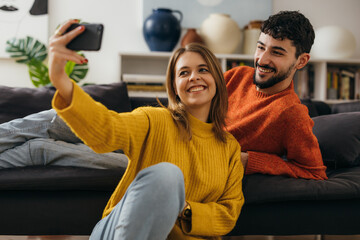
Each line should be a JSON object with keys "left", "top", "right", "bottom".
{"left": 1, "top": 236, "right": 360, "bottom": 240}
{"left": 225, "top": 236, "right": 360, "bottom": 240}
{"left": 0, "top": 237, "right": 89, "bottom": 240}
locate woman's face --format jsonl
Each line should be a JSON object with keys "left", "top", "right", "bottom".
{"left": 174, "top": 51, "right": 216, "bottom": 117}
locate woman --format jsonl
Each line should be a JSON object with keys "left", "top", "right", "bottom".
{"left": 53, "top": 19, "right": 245, "bottom": 239}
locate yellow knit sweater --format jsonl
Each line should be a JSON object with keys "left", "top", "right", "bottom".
{"left": 52, "top": 83, "right": 244, "bottom": 240}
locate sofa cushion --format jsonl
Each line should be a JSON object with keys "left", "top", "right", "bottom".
{"left": 243, "top": 165, "right": 360, "bottom": 204}
{"left": 0, "top": 166, "right": 124, "bottom": 191}
{"left": 312, "top": 112, "right": 360, "bottom": 169}
{"left": 0, "top": 82, "right": 131, "bottom": 124}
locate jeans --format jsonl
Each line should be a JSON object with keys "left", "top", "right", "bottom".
{"left": 0, "top": 109, "right": 128, "bottom": 169}
{"left": 90, "top": 162, "right": 186, "bottom": 240}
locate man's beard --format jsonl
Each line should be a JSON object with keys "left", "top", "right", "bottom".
{"left": 253, "top": 62, "right": 294, "bottom": 89}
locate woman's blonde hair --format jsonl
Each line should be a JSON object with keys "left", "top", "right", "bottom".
{"left": 164, "top": 43, "right": 228, "bottom": 142}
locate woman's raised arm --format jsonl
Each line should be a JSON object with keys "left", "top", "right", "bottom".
{"left": 48, "top": 19, "right": 88, "bottom": 105}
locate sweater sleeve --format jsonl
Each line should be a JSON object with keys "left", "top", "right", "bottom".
{"left": 180, "top": 140, "right": 244, "bottom": 236}
{"left": 52, "top": 82, "right": 150, "bottom": 158}
{"left": 246, "top": 105, "right": 327, "bottom": 180}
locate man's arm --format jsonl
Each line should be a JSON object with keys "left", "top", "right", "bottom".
{"left": 244, "top": 105, "right": 327, "bottom": 180}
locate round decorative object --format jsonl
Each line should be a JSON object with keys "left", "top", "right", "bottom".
{"left": 243, "top": 20, "right": 263, "bottom": 55}
{"left": 200, "top": 13, "right": 242, "bottom": 54}
{"left": 311, "top": 26, "right": 356, "bottom": 59}
{"left": 143, "top": 8, "right": 183, "bottom": 52}
{"left": 181, "top": 28, "right": 204, "bottom": 47}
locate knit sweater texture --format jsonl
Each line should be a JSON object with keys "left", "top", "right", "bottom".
{"left": 52, "top": 82, "right": 244, "bottom": 239}
{"left": 225, "top": 66, "right": 327, "bottom": 180}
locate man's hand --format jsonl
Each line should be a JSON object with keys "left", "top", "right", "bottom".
{"left": 241, "top": 152, "right": 248, "bottom": 169}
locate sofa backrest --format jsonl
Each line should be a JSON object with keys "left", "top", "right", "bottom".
{"left": 331, "top": 101, "right": 360, "bottom": 114}
{"left": 301, "top": 98, "right": 360, "bottom": 117}
{"left": 0, "top": 82, "right": 131, "bottom": 124}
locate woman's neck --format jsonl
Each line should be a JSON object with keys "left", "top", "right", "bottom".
{"left": 186, "top": 106, "right": 210, "bottom": 123}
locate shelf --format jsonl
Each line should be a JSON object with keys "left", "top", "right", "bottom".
{"left": 123, "top": 74, "right": 166, "bottom": 84}
{"left": 119, "top": 52, "right": 360, "bottom": 101}
{"left": 321, "top": 99, "right": 360, "bottom": 105}
{"left": 310, "top": 58, "right": 360, "bottom": 64}
{"left": 128, "top": 90, "right": 167, "bottom": 98}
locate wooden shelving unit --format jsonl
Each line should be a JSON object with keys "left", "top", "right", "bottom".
{"left": 119, "top": 52, "right": 360, "bottom": 102}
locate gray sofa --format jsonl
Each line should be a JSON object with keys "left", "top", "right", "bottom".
{"left": 0, "top": 82, "right": 359, "bottom": 236}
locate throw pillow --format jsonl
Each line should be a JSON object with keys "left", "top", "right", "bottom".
{"left": 312, "top": 112, "right": 360, "bottom": 169}
{"left": 0, "top": 82, "right": 131, "bottom": 124}
{"left": 300, "top": 98, "right": 319, "bottom": 117}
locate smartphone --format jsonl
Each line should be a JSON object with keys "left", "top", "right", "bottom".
{"left": 65, "top": 23, "right": 104, "bottom": 51}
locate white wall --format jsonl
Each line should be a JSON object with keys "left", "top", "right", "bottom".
{"left": 0, "top": 0, "right": 147, "bottom": 87}
{"left": 1, "top": 0, "right": 359, "bottom": 88}
{"left": 273, "top": 0, "right": 360, "bottom": 58}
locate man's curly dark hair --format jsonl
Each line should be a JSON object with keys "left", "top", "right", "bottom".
{"left": 261, "top": 11, "right": 315, "bottom": 58}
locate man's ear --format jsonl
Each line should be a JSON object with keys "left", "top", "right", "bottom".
{"left": 296, "top": 53, "right": 310, "bottom": 70}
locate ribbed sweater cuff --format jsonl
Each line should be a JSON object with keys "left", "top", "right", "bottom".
{"left": 245, "top": 151, "right": 265, "bottom": 175}
{"left": 182, "top": 201, "right": 209, "bottom": 236}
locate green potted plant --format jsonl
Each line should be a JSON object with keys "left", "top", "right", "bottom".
{"left": 5, "top": 36, "right": 88, "bottom": 87}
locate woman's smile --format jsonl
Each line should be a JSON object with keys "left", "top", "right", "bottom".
{"left": 188, "top": 85, "right": 207, "bottom": 93}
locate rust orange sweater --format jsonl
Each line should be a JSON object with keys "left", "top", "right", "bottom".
{"left": 225, "top": 66, "right": 327, "bottom": 180}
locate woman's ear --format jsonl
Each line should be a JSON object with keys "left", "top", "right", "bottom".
{"left": 296, "top": 53, "right": 310, "bottom": 70}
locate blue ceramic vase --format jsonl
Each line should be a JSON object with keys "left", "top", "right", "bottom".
{"left": 143, "top": 8, "right": 183, "bottom": 52}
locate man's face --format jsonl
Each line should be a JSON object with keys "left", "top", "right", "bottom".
{"left": 253, "top": 33, "right": 298, "bottom": 89}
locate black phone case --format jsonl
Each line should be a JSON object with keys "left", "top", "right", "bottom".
{"left": 65, "top": 23, "right": 104, "bottom": 51}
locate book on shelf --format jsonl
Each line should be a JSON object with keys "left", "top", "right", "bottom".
{"left": 356, "top": 70, "right": 360, "bottom": 100}
{"left": 326, "top": 67, "right": 359, "bottom": 100}
{"left": 326, "top": 67, "right": 340, "bottom": 100}
{"left": 226, "top": 60, "right": 252, "bottom": 71}
{"left": 293, "top": 65, "right": 314, "bottom": 99}
{"left": 126, "top": 82, "right": 166, "bottom": 92}
{"left": 122, "top": 73, "right": 167, "bottom": 93}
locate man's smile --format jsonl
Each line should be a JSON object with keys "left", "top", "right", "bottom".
{"left": 256, "top": 63, "right": 276, "bottom": 74}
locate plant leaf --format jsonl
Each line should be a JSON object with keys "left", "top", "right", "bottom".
{"left": 28, "top": 59, "right": 50, "bottom": 87}
{"left": 6, "top": 36, "right": 88, "bottom": 87}
{"left": 65, "top": 60, "right": 76, "bottom": 76}
{"left": 69, "top": 62, "right": 89, "bottom": 83}
{"left": 6, "top": 36, "right": 47, "bottom": 64}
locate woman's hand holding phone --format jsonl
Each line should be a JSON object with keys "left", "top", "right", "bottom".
{"left": 48, "top": 19, "right": 88, "bottom": 105}
{"left": 65, "top": 23, "right": 104, "bottom": 51}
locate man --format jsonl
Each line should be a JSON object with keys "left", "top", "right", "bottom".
{"left": 225, "top": 11, "right": 327, "bottom": 180}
